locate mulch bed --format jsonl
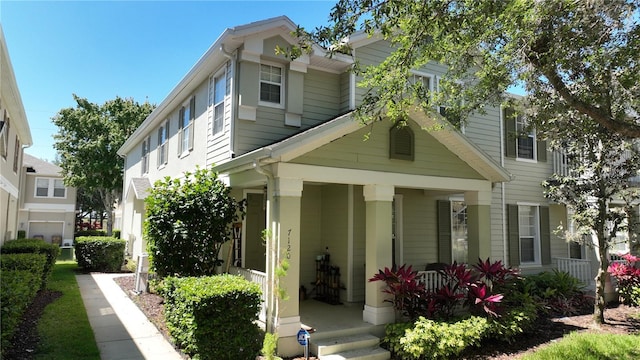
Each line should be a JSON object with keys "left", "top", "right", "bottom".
{"left": 5, "top": 272, "right": 638, "bottom": 360}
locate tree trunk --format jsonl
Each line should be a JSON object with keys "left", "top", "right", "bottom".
{"left": 98, "top": 189, "right": 115, "bottom": 237}
{"left": 593, "top": 226, "right": 609, "bottom": 324}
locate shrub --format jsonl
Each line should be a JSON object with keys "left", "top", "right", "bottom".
{"left": 523, "top": 269, "right": 592, "bottom": 316}
{"left": 384, "top": 316, "right": 489, "bottom": 359}
{"left": 145, "top": 167, "right": 246, "bottom": 278}
{"left": 368, "top": 264, "right": 426, "bottom": 320}
{"left": 608, "top": 253, "right": 640, "bottom": 306}
{"left": 0, "top": 269, "right": 41, "bottom": 349}
{"left": 113, "top": 229, "right": 121, "bottom": 239}
{"left": 1, "top": 238, "right": 60, "bottom": 289}
{"left": 163, "top": 274, "right": 263, "bottom": 360}
{"left": 75, "top": 230, "right": 107, "bottom": 237}
{"left": 75, "top": 236, "right": 125, "bottom": 272}
{"left": 485, "top": 301, "right": 539, "bottom": 342}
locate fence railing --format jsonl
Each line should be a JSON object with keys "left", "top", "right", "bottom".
{"left": 554, "top": 257, "right": 593, "bottom": 286}
{"left": 229, "top": 266, "right": 267, "bottom": 322}
{"left": 416, "top": 270, "right": 445, "bottom": 293}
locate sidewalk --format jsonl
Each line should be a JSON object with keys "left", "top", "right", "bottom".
{"left": 76, "top": 273, "right": 184, "bottom": 360}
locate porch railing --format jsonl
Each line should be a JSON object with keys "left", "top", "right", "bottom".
{"left": 229, "top": 266, "right": 267, "bottom": 322}
{"left": 416, "top": 270, "right": 445, "bottom": 293}
{"left": 554, "top": 257, "right": 593, "bottom": 286}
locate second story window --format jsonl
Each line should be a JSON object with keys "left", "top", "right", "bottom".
{"left": 141, "top": 135, "right": 150, "bottom": 175}
{"left": 212, "top": 72, "right": 226, "bottom": 135}
{"left": 157, "top": 120, "right": 169, "bottom": 167}
{"left": 35, "top": 178, "right": 66, "bottom": 198}
{"left": 0, "top": 110, "right": 8, "bottom": 159}
{"left": 259, "top": 64, "right": 283, "bottom": 106}
{"left": 503, "top": 108, "right": 547, "bottom": 162}
{"left": 516, "top": 115, "right": 535, "bottom": 160}
{"left": 179, "top": 96, "right": 196, "bottom": 155}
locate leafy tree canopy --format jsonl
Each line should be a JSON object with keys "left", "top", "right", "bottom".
{"left": 293, "top": 0, "right": 640, "bottom": 137}
{"left": 53, "top": 95, "right": 154, "bottom": 234}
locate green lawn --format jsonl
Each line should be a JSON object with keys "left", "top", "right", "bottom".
{"left": 34, "top": 261, "right": 100, "bottom": 360}
{"left": 521, "top": 332, "right": 640, "bottom": 360}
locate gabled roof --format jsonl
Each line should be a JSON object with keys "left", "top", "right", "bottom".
{"left": 23, "top": 153, "right": 62, "bottom": 176}
{"left": 118, "top": 16, "right": 352, "bottom": 157}
{"left": 126, "top": 177, "right": 152, "bottom": 200}
{"left": 215, "top": 108, "right": 512, "bottom": 183}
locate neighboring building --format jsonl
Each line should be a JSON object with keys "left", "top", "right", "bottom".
{"left": 17, "top": 154, "right": 77, "bottom": 245}
{"left": 117, "top": 16, "right": 616, "bottom": 356}
{"left": 0, "top": 26, "right": 33, "bottom": 245}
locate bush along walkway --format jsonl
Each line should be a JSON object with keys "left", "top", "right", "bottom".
{"left": 76, "top": 272, "right": 184, "bottom": 360}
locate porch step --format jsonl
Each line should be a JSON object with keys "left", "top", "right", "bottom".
{"left": 312, "top": 333, "right": 390, "bottom": 360}
{"left": 320, "top": 346, "right": 390, "bottom": 360}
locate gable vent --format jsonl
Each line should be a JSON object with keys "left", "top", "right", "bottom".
{"left": 389, "top": 124, "right": 415, "bottom": 161}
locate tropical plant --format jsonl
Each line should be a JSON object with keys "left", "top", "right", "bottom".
{"left": 369, "top": 264, "right": 426, "bottom": 320}
{"left": 608, "top": 253, "right": 640, "bottom": 306}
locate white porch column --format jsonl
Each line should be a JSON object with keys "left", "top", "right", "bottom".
{"left": 272, "top": 177, "right": 303, "bottom": 356}
{"left": 465, "top": 189, "right": 492, "bottom": 261}
{"left": 362, "top": 184, "right": 395, "bottom": 325}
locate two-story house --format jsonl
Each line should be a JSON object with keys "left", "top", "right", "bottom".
{"left": 17, "top": 154, "right": 77, "bottom": 245}
{"left": 1, "top": 26, "right": 33, "bottom": 245}
{"left": 117, "top": 16, "right": 593, "bottom": 357}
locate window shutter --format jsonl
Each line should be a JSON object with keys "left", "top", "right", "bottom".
{"left": 539, "top": 206, "right": 551, "bottom": 265}
{"left": 189, "top": 96, "right": 195, "bottom": 150}
{"left": 507, "top": 204, "right": 520, "bottom": 266}
{"left": 504, "top": 108, "right": 516, "bottom": 158}
{"left": 437, "top": 200, "right": 452, "bottom": 264}
{"left": 157, "top": 128, "right": 162, "bottom": 165}
{"left": 537, "top": 139, "right": 547, "bottom": 162}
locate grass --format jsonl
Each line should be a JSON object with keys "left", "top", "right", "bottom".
{"left": 521, "top": 332, "right": 640, "bottom": 360}
{"left": 34, "top": 261, "right": 100, "bottom": 360}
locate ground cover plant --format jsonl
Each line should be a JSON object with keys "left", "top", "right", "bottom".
{"left": 520, "top": 332, "right": 640, "bottom": 360}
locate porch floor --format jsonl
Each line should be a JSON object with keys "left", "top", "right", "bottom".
{"left": 300, "top": 299, "right": 375, "bottom": 336}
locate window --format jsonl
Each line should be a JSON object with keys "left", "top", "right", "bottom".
{"left": 211, "top": 72, "right": 226, "bottom": 135}
{"left": 451, "top": 200, "right": 468, "bottom": 264}
{"left": 179, "top": 96, "right": 195, "bottom": 155}
{"left": 518, "top": 205, "right": 538, "bottom": 263}
{"left": 141, "top": 136, "right": 150, "bottom": 175}
{"left": 507, "top": 204, "right": 550, "bottom": 266}
{"left": 259, "top": 64, "right": 283, "bottom": 106}
{"left": 157, "top": 120, "right": 169, "bottom": 167}
{"left": 35, "top": 178, "right": 66, "bottom": 198}
{"left": 516, "top": 115, "right": 535, "bottom": 160}
{"left": 503, "top": 108, "right": 547, "bottom": 161}
{"left": 13, "top": 136, "right": 20, "bottom": 172}
{"left": 0, "top": 109, "right": 8, "bottom": 159}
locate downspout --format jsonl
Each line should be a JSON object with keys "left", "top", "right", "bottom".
{"left": 220, "top": 45, "right": 237, "bottom": 158}
{"left": 253, "top": 159, "right": 277, "bottom": 333}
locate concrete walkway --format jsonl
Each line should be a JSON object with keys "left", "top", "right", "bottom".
{"left": 76, "top": 273, "right": 184, "bottom": 360}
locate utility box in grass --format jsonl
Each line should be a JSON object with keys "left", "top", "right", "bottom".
{"left": 58, "top": 246, "right": 75, "bottom": 261}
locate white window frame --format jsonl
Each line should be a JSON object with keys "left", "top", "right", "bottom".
{"left": 141, "top": 135, "right": 150, "bottom": 175}
{"left": 210, "top": 69, "right": 227, "bottom": 136}
{"left": 259, "top": 62, "right": 285, "bottom": 108}
{"left": 436, "top": 77, "right": 465, "bottom": 133}
{"left": 517, "top": 203, "right": 541, "bottom": 265}
{"left": 34, "top": 177, "right": 67, "bottom": 199}
{"left": 179, "top": 96, "right": 195, "bottom": 156}
{"left": 449, "top": 197, "right": 468, "bottom": 264}
{"left": 516, "top": 115, "right": 536, "bottom": 162}
{"left": 157, "top": 120, "right": 169, "bottom": 168}
{"left": 0, "top": 109, "right": 8, "bottom": 159}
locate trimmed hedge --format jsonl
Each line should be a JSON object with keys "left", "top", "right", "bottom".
{"left": 1, "top": 238, "right": 60, "bottom": 289}
{"left": 75, "top": 230, "right": 107, "bottom": 237}
{"left": 75, "top": 236, "right": 125, "bottom": 272}
{"left": 163, "top": 275, "right": 263, "bottom": 360}
{"left": 0, "top": 253, "right": 47, "bottom": 350}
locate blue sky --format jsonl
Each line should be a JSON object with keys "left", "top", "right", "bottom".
{"left": 1, "top": 0, "right": 338, "bottom": 162}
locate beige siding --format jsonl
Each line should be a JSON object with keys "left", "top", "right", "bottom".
{"left": 550, "top": 204, "right": 569, "bottom": 258}
{"left": 464, "top": 105, "right": 502, "bottom": 160}
{"left": 300, "top": 185, "right": 323, "bottom": 290}
{"left": 339, "top": 71, "right": 351, "bottom": 113}
{"left": 352, "top": 185, "right": 366, "bottom": 302}
{"left": 398, "top": 188, "right": 438, "bottom": 269}
{"left": 302, "top": 68, "right": 341, "bottom": 124}
{"left": 293, "top": 120, "right": 484, "bottom": 179}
